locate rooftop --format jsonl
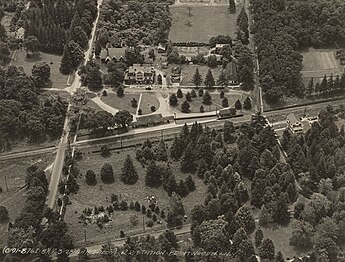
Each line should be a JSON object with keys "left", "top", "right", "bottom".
{"left": 287, "top": 113, "right": 300, "bottom": 124}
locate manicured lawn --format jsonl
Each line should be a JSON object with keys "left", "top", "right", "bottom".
{"left": 169, "top": 6, "right": 239, "bottom": 43}
{"left": 138, "top": 93, "right": 160, "bottom": 115}
{"left": 65, "top": 148, "right": 206, "bottom": 245}
{"left": 100, "top": 93, "right": 140, "bottom": 114}
{"left": 12, "top": 50, "right": 71, "bottom": 89}
{"left": 0, "top": 155, "right": 54, "bottom": 247}
{"left": 172, "top": 91, "right": 242, "bottom": 113}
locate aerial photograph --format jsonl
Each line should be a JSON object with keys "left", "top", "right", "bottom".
{"left": 0, "top": 0, "right": 345, "bottom": 261}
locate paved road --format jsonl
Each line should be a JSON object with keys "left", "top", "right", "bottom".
{"left": 46, "top": 0, "right": 104, "bottom": 209}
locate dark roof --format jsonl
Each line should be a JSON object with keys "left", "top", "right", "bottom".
{"left": 225, "top": 61, "right": 238, "bottom": 80}
{"left": 287, "top": 113, "right": 299, "bottom": 124}
{"left": 100, "top": 48, "right": 126, "bottom": 60}
{"left": 134, "top": 114, "right": 164, "bottom": 125}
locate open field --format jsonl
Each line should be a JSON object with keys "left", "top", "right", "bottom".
{"left": 12, "top": 50, "right": 71, "bottom": 89}
{"left": 138, "top": 93, "right": 160, "bottom": 115}
{"left": 169, "top": 6, "right": 238, "bottom": 43}
{"left": 172, "top": 92, "right": 242, "bottom": 113}
{"left": 0, "top": 155, "right": 53, "bottom": 247}
{"left": 100, "top": 93, "right": 140, "bottom": 115}
{"left": 301, "top": 48, "right": 344, "bottom": 80}
{"left": 65, "top": 148, "right": 206, "bottom": 244}
{"left": 254, "top": 220, "right": 311, "bottom": 260}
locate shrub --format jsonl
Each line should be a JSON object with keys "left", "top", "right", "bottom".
{"left": 85, "top": 170, "right": 97, "bottom": 185}
{"left": 120, "top": 200, "right": 128, "bottom": 211}
{"left": 120, "top": 230, "right": 125, "bottom": 238}
{"left": 100, "top": 145, "right": 110, "bottom": 157}
{"left": 146, "top": 209, "right": 152, "bottom": 218}
{"left": 150, "top": 105, "right": 156, "bottom": 112}
{"left": 100, "top": 163, "right": 114, "bottom": 183}
{"left": 134, "top": 201, "right": 141, "bottom": 212}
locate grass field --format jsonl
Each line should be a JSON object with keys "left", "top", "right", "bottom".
{"left": 12, "top": 50, "right": 71, "bottom": 89}
{"left": 169, "top": 6, "right": 238, "bottom": 43}
{"left": 138, "top": 93, "right": 160, "bottom": 115}
{"left": 65, "top": 148, "right": 206, "bottom": 244}
{"left": 0, "top": 155, "right": 53, "bottom": 247}
{"left": 254, "top": 220, "right": 311, "bottom": 260}
{"left": 301, "top": 48, "right": 343, "bottom": 80}
{"left": 172, "top": 91, "right": 242, "bottom": 113}
{"left": 100, "top": 93, "right": 140, "bottom": 114}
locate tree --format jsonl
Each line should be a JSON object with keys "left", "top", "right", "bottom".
{"left": 145, "top": 161, "right": 162, "bottom": 187}
{"left": 87, "top": 111, "right": 114, "bottom": 133}
{"left": 289, "top": 220, "right": 314, "bottom": 247}
{"left": 202, "top": 91, "right": 212, "bottom": 105}
{"left": 204, "top": 69, "right": 215, "bottom": 89}
{"left": 235, "top": 206, "right": 256, "bottom": 234}
{"left": 32, "top": 62, "right": 51, "bottom": 88}
{"left": 177, "top": 88, "right": 183, "bottom": 98}
{"left": 229, "top": 0, "right": 236, "bottom": 13}
{"left": 222, "top": 97, "right": 229, "bottom": 107}
{"left": 223, "top": 121, "right": 236, "bottom": 143}
{"left": 243, "top": 96, "right": 252, "bottom": 110}
{"left": 235, "top": 99, "right": 242, "bottom": 111}
{"left": 198, "top": 89, "right": 204, "bottom": 97}
{"left": 85, "top": 170, "right": 97, "bottom": 185}
{"left": 306, "top": 77, "right": 314, "bottom": 96}
{"left": 0, "top": 42, "right": 10, "bottom": 64}
{"left": 231, "top": 228, "right": 255, "bottom": 260}
{"left": 191, "top": 89, "right": 197, "bottom": 98}
{"left": 169, "top": 94, "right": 178, "bottom": 106}
{"left": 60, "top": 40, "right": 84, "bottom": 74}
{"left": 199, "top": 105, "right": 204, "bottom": 113}
{"left": 259, "top": 238, "right": 275, "bottom": 260}
{"left": 0, "top": 206, "right": 9, "bottom": 223}
{"left": 116, "top": 86, "right": 124, "bottom": 97}
{"left": 181, "top": 100, "right": 190, "bottom": 113}
{"left": 217, "top": 71, "right": 228, "bottom": 88}
{"left": 185, "top": 175, "right": 196, "bottom": 192}
{"left": 23, "top": 36, "right": 40, "bottom": 56}
{"left": 193, "top": 67, "right": 202, "bottom": 88}
{"left": 121, "top": 155, "right": 138, "bottom": 185}
{"left": 186, "top": 92, "right": 192, "bottom": 102}
{"left": 114, "top": 110, "right": 133, "bottom": 129}
{"left": 72, "top": 26, "right": 88, "bottom": 49}
{"left": 100, "top": 163, "right": 114, "bottom": 183}
{"left": 255, "top": 228, "right": 264, "bottom": 247}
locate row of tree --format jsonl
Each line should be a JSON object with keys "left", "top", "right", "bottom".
{"left": 306, "top": 73, "right": 345, "bottom": 97}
